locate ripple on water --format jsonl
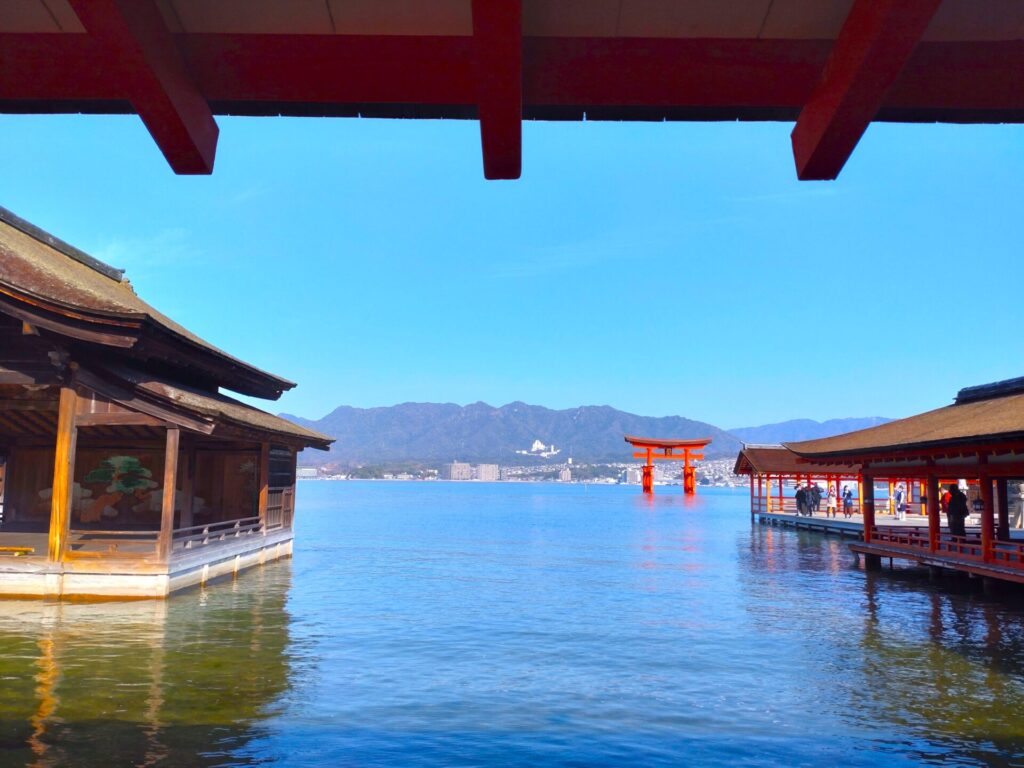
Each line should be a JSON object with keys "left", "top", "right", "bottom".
{"left": 2, "top": 483, "right": 1024, "bottom": 766}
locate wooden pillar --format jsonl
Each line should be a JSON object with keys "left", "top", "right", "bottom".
{"left": 778, "top": 475, "right": 784, "bottom": 511}
{"left": 156, "top": 428, "right": 180, "bottom": 562}
{"left": 258, "top": 441, "right": 270, "bottom": 529}
{"left": 861, "top": 473, "right": 875, "bottom": 543}
{"left": 749, "top": 473, "right": 755, "bottom": 518}
{"left": 681, "top": 448, "right": 696, "bottom": 495}
{"left": 979, "top": 466, "right": 994, "bottom": 563}
{"left": 997, "top": 477, "right": 1010, "bottom": 541}
{"left": 766, "top": 475, "right": 773, "bottom": 513}
{"left": 47, "top": 387, "right": 78, "bottom": 563}
{"left": 927, "top": 472, "right": 940, "bottom": 552}
{"left": 178, "top": 446, "right": 195, "bottom": 530}
{"left": 757, "top": 473, "right": 763, "bottom": 513}
{"left": 642, "top": 448, "right": 653, "bottom": 494}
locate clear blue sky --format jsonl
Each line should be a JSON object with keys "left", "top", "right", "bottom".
{"left": 1, "top": 114, "right": 1021, "bottom": 427}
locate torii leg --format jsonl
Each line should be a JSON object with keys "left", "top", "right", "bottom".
{"left": 683, "top": 450, "right": 696, "bottom": 495}
{"left": 642, "top": 448, "right": 653, "bottom": 494}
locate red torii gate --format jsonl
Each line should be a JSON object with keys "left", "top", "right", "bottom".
{"left": 625, "top": 436, "right": 712, "bottom": 495}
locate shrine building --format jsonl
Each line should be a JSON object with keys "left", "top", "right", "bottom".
{"left": 0, "top": 207, "right": 332, "bottom": 598}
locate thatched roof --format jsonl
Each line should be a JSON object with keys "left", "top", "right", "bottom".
{"left": 787, "top": 380, "right": 1024, "bottom": 460}
{"left": 734, "top": 444, "right": 860, "bottom": 476}
{"left": 0, "top": 206, "right": 294, "bottom": 400}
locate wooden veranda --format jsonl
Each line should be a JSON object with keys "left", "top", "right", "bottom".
{"left": 734, "top": 444, "right": 934, "bottom": 521}
{"left": 787, "top": 378, "right": 1024, "bottom": 587}
{"left": 0, "top": 206, "right": 332, "bottom": 598}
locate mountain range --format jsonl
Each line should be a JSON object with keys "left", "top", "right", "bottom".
{"left": 728, "top": 417, "right": 892, "bottom": 445}
{"left": 283, "top": 403, "right": 892, "bottom": 467}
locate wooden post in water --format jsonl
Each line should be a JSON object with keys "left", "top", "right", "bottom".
{"left": 979, "top": 461, "right": 994, "bottom": 563}
{"left": 47, "top": 386, "right": 78, "bottom": 563}
{"left": 861, "top": 471, "right": 882, "bottom": 570}
{"left": 996, "top": 477, "right": 1010, "bottom": 541}
{"left": 861, "top": 473, "right": 875, "bottom": 543}
{"left": 157, "top": 428, "right": 180, "bottom": 563}
{"left": 927, "top": 472, "right": 940, "bottom": 553}
{"left": 642, "top": 448, "right": 653, "bottom": 494}
{"left": 682, "top": 448, "right": 696, "bottom": 495}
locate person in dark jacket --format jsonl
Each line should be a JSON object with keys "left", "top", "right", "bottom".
{"left": 795, "top": 485, "right": 807, "bottom": 516}
{"left": 810, "top": 483, "right": 822, "bottom": 515}
{"left": 947, "top": 483, "right": 969, "bottom": 537}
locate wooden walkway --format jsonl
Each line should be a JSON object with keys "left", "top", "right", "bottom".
{"left": 754, "top": 510, "right": 931, "bottom": 538}
{"left": 757, "top": 510, "right": 1024, "bottom": 539}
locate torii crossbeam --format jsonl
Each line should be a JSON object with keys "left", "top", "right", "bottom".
{"left": 624, "top": 436, "right": 712, "bottom": 495}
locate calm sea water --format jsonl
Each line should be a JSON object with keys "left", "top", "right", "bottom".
{"left": 2, "top": 481, "right": 1024, "bottom": 767}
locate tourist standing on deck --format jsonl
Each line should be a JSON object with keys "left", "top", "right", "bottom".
{"left": 842, "top": 485, "right": 854, "bottom": 517}
{"left": 894, "top": 484, "right": 906, "bottom": 521}
{"left": 826, "top": 485, "right": 837, "bottom": 518}
{"left": 810, "top": 483, "right": 822, "bottom": 515}
{"left": 795, "top": 485, "right": 807, "bottom": 516}
{"left": 947, "top": 483, "right": 968, "bottom": 537}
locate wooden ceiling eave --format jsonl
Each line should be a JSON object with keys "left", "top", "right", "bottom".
{"left": 0, "top": 287, "right": 291, "bottom": 400}
{"left": 132, "top": 331, "right": 286, "bottom": 400}
{"left": 0, "top": 289, "right": 140, "bottom": 348}
{"left": 72, "top": 366, "right": 215, "bottom": 435}
{"left": 0, "top": 363, "right": 60, "bottom": 385}
{"left": 210, "top": 420, "right": 329, "bottom": 451}
{"left": 71, "top": 366, "right": 328, "bottom": 449}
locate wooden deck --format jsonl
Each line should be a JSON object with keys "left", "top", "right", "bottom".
{"left": 850, "top": 540, "right": 1024, "bottom": 585}
{"left": 757, "top": 510, "right": 1024, "bottom": 587}
{"left": 755, "top": 510, "right": 932, "bottom": 538}
{"left": 0, "top": 527, "right": 294, "bottom": 598}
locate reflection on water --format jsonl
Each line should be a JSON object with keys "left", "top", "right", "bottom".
{"left": 0, "top": 567, "right": 293, "bottom": 767}
{"left": 2, "top": 483, "right": 1024, "bottom": 766}
{"left": 745, "top": 522, "right": 1024, "bottom": 767}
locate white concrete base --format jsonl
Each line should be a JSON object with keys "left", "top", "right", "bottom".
{"left": 0, "top": 531, "right": 294, "bottom": 599}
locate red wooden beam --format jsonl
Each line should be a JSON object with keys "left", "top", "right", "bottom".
{"left": 790, "top": 0, "right": 943, "bottom": 180}
{"left": 6, "top": 35, "right": 1024, "bottom": 120}
{"left": 471, "top": 0, "right": 522, "bottom": 180}
{"left": 67, "top": 0, "right": 218, "bottom": 174}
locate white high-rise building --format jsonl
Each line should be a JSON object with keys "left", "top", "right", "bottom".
{"left": 440, "top": 462, "right": 472, "bottom": 481}
{"left": 475, "top": 464, "right": 500, "bottom": 482}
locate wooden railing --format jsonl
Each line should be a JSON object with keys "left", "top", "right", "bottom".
{"left": 934, "top": 533, "right": 985, "bottom": 561}
{"left": 171, "top": 516, "right": 264, "bottom": 552}
{"left": 992, "top": 540, "right": 1024, "bottom": 567}
{"left": 60, "top": 503, "right": 295, "bottom": 562}
{"left": 871, "top": 525, "right": 930, "bottom": 549}
{"left": 871, "top": 525, "right": 991, "bottom": 562}
{"left": 753, "top": 497, "right": 861, "bottom": 516}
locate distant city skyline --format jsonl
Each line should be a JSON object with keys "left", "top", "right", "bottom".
{"left": 2, "top": 114, "right": 1021, "bottom": 426}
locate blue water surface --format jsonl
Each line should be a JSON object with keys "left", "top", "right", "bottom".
{"left": 3, "top": 481, "right": 1024, "bottom": 767}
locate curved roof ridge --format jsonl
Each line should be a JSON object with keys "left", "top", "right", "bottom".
{"left": 0, "top": 208, "right": 295, "bottom": 399}
{"left": 0, "top": 205, "right": 124, "bottom": 282}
